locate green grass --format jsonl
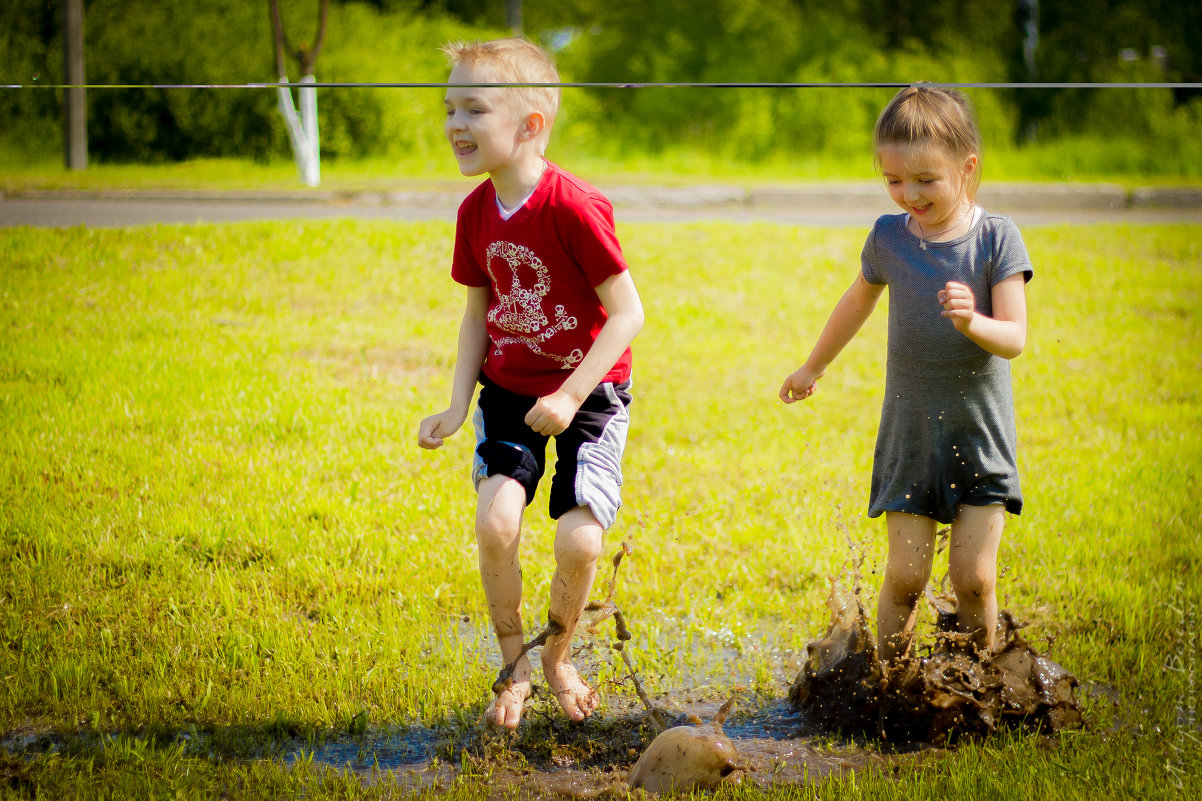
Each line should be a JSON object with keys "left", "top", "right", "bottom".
{"left": 1, "top": 220, "right": 1200, "bottom": 798}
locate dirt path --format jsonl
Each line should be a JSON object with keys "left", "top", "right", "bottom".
{"left": 3, "top": 184, "right": 1200, "bottom": 227}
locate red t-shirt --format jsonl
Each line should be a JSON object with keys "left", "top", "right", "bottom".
{"left": 451, "top": 162, "right": 632, "bottom": 397}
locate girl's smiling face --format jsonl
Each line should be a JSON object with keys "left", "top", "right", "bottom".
{"left": 877, "top": 142, "right": 978, "bottom": 234}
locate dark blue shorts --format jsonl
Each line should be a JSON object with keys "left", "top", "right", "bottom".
{"left": 471, "top": 374, "right": 632, "bottom": 529}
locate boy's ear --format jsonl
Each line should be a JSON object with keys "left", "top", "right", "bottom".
{"left": 519, "top": 111, "right": 546, "bottom": 142}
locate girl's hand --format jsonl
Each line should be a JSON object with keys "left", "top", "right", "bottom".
{"left": 525, "top": 390, "right": 580, "bottom": 436}
{"left": 939, "top": 281, "right": 976, "bottom": 331}
{"left": 418, "top": 408, "right": 466, "bottom": 450}
{"left": 779, "top": 365, "right": 824, "bottom": 403}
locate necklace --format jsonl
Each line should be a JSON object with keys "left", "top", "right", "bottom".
{"left": 916, "top": 203, "right": 974, "bottom": 250}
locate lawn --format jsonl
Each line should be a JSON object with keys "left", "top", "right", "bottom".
{"left": 1, "top": 219, "right": 1199, "bottom": 798}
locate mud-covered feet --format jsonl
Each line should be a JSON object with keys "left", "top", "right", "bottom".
{"left": 486, "top": 653, "right": 531, "bottom": 729}
{"left": 543, "top": 659, "right": 598, "bottom": 722}
{"left": 485, "top": 678, "right": 532, "bottom": 729}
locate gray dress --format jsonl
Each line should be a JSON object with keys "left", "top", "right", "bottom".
{"left": 861, "top": 211, "right": 1033, "bottom": 524}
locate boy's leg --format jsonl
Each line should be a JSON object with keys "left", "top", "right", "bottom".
{"left": 475, "top": 473, "right": 531, "bottom": 728}
{"left": 542, "top": 379, "right": 630, "bottom": 721}
{"left": 947, "top": 503, "right": 1004, "bottom": 653}
{"left": 877, "top": 511, "right": 937, "bottom": 663}
{"left": 541, "top": 504, "right": 603, "bottom": 722}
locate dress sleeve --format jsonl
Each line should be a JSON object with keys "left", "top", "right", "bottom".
{"left": 990, "top": 216, "right": 1034, "bottom": 286}
{"left": 860, "top": 219, "right": 887, "bottom": 285}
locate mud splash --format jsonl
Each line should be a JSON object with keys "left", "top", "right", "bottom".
{"left": 789, "top": 574, "right": 1085, "bottom": 745}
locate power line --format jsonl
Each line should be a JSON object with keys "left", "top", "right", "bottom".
{"left": 4, "top": 81, "right": 1201, "bottom": 90}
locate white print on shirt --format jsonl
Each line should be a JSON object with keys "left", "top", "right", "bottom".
{"left": 485, "top": 241, "right": 583, "bottom": 370}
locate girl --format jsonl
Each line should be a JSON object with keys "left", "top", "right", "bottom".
{"left": 779, "top": 86, "right": 1032, "bottom": 663}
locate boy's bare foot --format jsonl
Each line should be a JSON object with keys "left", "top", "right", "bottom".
{"left": 486, "top": 658, "right": 532, "bottom": 729}
{"left": 486, "top": 679, "right": 532, "bottom": 729}
{"left": 543, "top": 660, "right": 598, "bottom": 722}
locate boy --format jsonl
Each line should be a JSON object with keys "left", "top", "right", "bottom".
{"left": 417, "top": 39, "right": 644, "bottom": 730}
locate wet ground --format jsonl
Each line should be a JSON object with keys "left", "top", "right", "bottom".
{"left": 276, "top": 547, "right": 1087, "bottom": 797}
{"left": 285, "top": 695, "right": 931, "bottom": 797}
{"left": 0, "top": 546, "right": 1101, "bottom": 797}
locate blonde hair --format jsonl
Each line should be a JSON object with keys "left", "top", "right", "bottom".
{"left": 442, "top": 38, "right": 560, "bottom": 145}
{"left": 873, "top": 86, "right": 983, "bottom": 200}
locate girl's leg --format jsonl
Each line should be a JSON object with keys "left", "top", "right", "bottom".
{"left": 947, "top": 503, "right": 1004, "bottom": 653}
{"left": 475, "top": 473, "right": 530, "bottom": 728}
{"left": 541, "top": 505, "right": 604, "bottom": 722}
{"left": 877, "top": 512, "right": 938, "bottom": 663}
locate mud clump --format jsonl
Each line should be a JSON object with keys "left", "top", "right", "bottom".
{"left": 626, "top": 698, "right": 749, "bottom": 794}
{"left": 790, "top": 582, "right": 1084, "bottom": 745}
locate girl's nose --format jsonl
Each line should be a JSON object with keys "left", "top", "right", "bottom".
{"left": 903, "top": 182, "right": 920, "bottom": 203}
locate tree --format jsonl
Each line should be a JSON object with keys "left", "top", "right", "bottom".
{"left": 270, "top": 0, "right": 329, "bottom": 186}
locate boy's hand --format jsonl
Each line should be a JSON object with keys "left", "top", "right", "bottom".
{"left": 939, "top": 281, "right": 976, "bottom": 332}
{"left": 525, "top": 390, "right": 579, "bottom": 436}
{"left": 418, "top": 409, "right": 466, "bottom": 450}
{"left": 779, "top": 365, "right": 824, "bottom": 403}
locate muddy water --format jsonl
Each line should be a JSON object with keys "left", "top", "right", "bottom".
{"left": 288, "top": 546, "right": 942, "bottom": 795}
{"left": 290, "top": 696, "right": 920, "bottom": 796}
{"left": 291, "top": 545, "right": 1080, "bottom": 795}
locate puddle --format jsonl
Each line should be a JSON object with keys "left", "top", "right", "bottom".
{"left": 272, "top": 692, "right": 932, "bottom": 797}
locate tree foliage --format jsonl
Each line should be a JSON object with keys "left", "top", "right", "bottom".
{"left": 0, "top": 0, "right": 1198, "bottom": 164}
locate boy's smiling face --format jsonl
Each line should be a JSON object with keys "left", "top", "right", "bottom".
{"left": 444, "top": 62, "right": 530, "bottom": 178}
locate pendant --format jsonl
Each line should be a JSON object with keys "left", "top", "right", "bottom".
{"left": 920, "top": 239, "right": 928, "bottom": 251}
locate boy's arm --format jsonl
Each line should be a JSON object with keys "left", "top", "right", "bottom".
{"left": 524, "top": 270, "right": 644, "bottom": 436}
{"left": 939, "top": 273, "right": 1027, "bottom": 359}
{"left": 780, "top": 272, "right": 884, "bottom": 403}
{"left": 418, "top": 286, "right": 490, "bottom": 449}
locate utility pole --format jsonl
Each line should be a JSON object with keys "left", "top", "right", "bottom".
{"left": 63, "top": 0, "right": 87, "bottom": 170}
{"left": 506, "top": 0, "right": 522, "bottom": 35}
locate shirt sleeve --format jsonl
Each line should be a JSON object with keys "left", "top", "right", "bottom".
{"left": 450, "top": 195, "right": 488, "bottom": 288}
{"left": 860, "top": 219, "right": 887, "bottom": 285}
{"left": 990, "top": 216, "right": 1034, "bottom": 286}
{"left": 564, "top": 192, "right": 629, "bottom": 287}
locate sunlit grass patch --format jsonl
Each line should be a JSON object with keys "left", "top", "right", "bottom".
{"left": 1, "top": 220, "right": 1199, "bottom": 798}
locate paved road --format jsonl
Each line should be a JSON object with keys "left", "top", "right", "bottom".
{"left": 3, "top": 184, "right": 1200, "bottom": 228}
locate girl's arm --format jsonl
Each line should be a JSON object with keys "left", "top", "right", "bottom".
{"left": 417, "top": 286, "right": 490, "bottom": 449}
{"left": 939, "top": 273, "right": 1027, "bottom": 359}
{"left": 780, "top": 272, "right": 885, "bottom": 403}
{"left": 524, "top": 270, "right": 644, "bottom": 436}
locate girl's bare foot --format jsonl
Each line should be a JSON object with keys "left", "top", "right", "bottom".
{"left": 486, "top": 658, "right": 532, "bottom": 729}
{"left": 543, "top": 659, "right": 598, "bottom": 722}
